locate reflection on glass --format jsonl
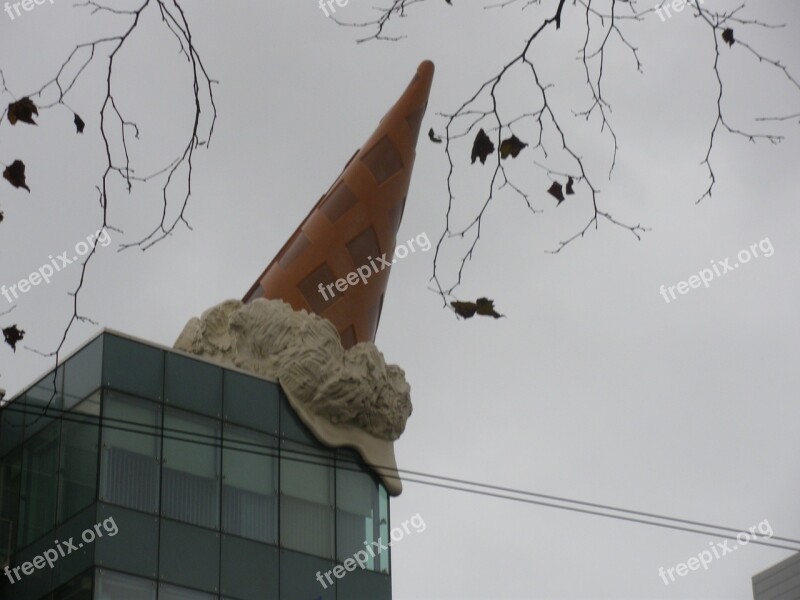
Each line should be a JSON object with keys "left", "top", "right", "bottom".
{"left": 280, "top": 440, "right": 334, "bottom": 558}
{"left": 0, "top": 448, "right": 21, "bottom": 563}
{"left": 63, "top": 336, "right": 103, "bottom": 410}
{"left": 100, "top": 392, "right": 161, "bottom": 513}
{"left": 18, "top": 421, "right": 59, "bottom": 546}
{"left": 222, "top": 425, "right": 277, "bottom": 543}
{"left": 337, "top": 464, "right": 380, "bottom": 570}
{"left": 379, "top": 483, "right": 389, "bottom": 573}
{"left": 58, "top": 401, "right": 99, "bottom": 522}
{"left": 165, "top": 354, "right": 222, "bottom": 418}
{"left": 162, "top": 409, "right": 220, "bottom": 528}
{"left": 159, "top": 582, "right": 217, "bottom": 600}
{"left": 25, "top": 371, "right": 64, "bottom": 438}
{"left": 53, "top": 568, "right": 93, "bottom": 600}
{"left": 94, "top": 569, "right": 156, "bottom": 600}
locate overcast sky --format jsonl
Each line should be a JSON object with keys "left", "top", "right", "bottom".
{"left": 1, "top": 1, "right": 800, "bottom": 598}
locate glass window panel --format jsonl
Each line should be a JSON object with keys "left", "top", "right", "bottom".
{"left": 336, "top": 569, "right": 392, "bottom": 600}
{"left": 25, "top": 369, "right": 64, "bottom": 440}
{"left": 100, "top": 392, "right": 161, "bottom": 513}
{"left": 102, "top": 334, "right": 164, "bottom": 401}
{"left": 278, "top": 392, "right": 319, "bottom": 445}
{"left": 52, "top": 504, "right": 96, "bottom": 590}
{"left": 159, "top": 519, "right": 220, "bottom": 593}
{"left": 336, "top": 464, "right": 380, "bottom": 569}
{"left": 222, "top": 371, "right": 278, "bottom": 435}
{"left": 165, "top": 354, "right": 222, "bottom": 418}
{"left": 10, "top": 532, "right": 56, "bottom": 598}
{"left": 337, "top": 465, "right": 375, "bottom": 513}
{"left": 18, "top": 421, "right": 60, "bottom": 547}
{"left": 159, "top": 583, "right": 217, "bottom": 600}
{"left": 73, "top": 393, "right": 101, "bottom": 417}
{"left": 0, "top": 448, "right": 21, "bottom": 563}
{"left": 220, "top": 535, "right": 278, "bottom": 600}
{"left": 222, "top": 425, "right": 277, "bottom": 543}
{"left": 63, "top": 336, "right": 103, "bottom": 410}
{"left": 58, "top": 406, "right": 100, "bottom": 522}
{"left": 95, "top": 504, "right": 158, "bottom": 579}
{"left": 378, "top": 484, "right": 389, "bottom": 573}
{"left": 0, "top": 399, "right": 26, "bottom": 457}
{"left": 279, "top": 549, "right": 335, "bottom": 600}
{"left": 94, "top": 569, "right": 156, "bottom": 600}
{"left": 0, "top": 572, "right": 11, "bottom": 599}
{"left": 280, "top": 440, "right": 333, "bottom": 558}
{"left": 162, "top": 409, "right": 220, "bottom": 528}
{"left": 52, "top": 568, "right": 94, "bottom": 600}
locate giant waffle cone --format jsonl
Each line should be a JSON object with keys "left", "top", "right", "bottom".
{"left": 243, "top": 61, "right": 434, "bottom": 348}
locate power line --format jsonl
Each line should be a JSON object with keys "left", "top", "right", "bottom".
{"left": 1, "top": 400, "right": 798, "bottom": 552}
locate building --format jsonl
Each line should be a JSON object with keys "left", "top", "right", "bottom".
{"left": 0, "top": 330, "right": 391, "bottom": 599}
{"left": 752, "top": 553, "right": 800, "bottom": 600}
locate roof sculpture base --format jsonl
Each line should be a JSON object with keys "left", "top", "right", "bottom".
{"left": 174, "top": 298, "right": 409, "bottom": 495}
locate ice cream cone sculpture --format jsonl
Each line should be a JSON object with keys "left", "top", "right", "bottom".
{"left": 243, "top": 61, "right": 434, "bottom": 348}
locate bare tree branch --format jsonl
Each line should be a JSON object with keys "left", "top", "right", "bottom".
{"left": 0, "top": 0, "right": 216, "bottom": 420}
{"left": 337, "top": 0, "right": 800, "bottom": 309}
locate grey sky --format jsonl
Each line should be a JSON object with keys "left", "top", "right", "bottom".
{"left": 1, "top": 1, "right": 799, "bottom": 598}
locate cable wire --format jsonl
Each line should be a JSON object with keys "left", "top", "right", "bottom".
{"left": 1, "top": 399, "right": 798, "bottom": 552}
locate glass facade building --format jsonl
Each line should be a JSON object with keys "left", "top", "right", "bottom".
{"left": 752, "top": 553, "right": 800, "bottom": 600}
{"left": 0, "top": 331, "right": 392, "bottom": 600}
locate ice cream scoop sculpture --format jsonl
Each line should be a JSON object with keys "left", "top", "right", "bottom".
{"left": 175, "top": 61, "right": 434, "bottom": 495}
